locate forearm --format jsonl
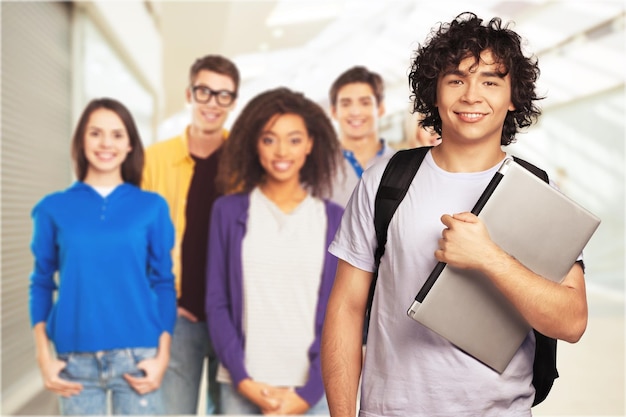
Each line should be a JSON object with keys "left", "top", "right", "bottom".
{"left": 438, "top": 213, "right": 588, "bottom": 342}
{"left": 481, "top": 250, "right": 587, "bottom": 342}
{"left": 155, "top": 200, "right": 177, "bottom": 330}
{"left": 295, "top": 363, "right": 323, "bottom": 407}
{"left": 33, "top": 322, "right": 83, "bottom": 396}
{"left": 33, "top": 322, "right": 53, "bottom": 365}
{"left": 156, "top": 285, "right": 177, "bottom": 333}
{"left": 155, "top": 332, "right": 171, "bottom": 363}
{"left": 321, "top": 310, "right": 363, "bottom": 417}
{"left": 321, "top": 260, "right": 370, "bottom": 417}
{"left": 207, "top": 309, "right": 249, "bottom": 386}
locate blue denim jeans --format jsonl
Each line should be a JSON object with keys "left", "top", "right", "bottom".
{"left": 57, "top": 348, "right": 163, "bottom": 415}
{"left": 220, "top": 382, "right": 329, "bottom": 415}
{"left": 161, "top": 315, "right": 220, "bottom": 414}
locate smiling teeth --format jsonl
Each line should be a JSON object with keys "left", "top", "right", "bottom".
{"left": 460, "top": 113, "right": 483, "bottom": 119}
{"left": 274, "top": 162, "right": 291, "bottom": 171}
{"left": 202, "top": 111, "right": 220, "bottom": 120}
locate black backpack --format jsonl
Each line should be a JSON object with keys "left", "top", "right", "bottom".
{"left": 370, "top": 146, "right": 558, "bottom": 407}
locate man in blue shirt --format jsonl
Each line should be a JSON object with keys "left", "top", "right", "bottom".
{"left": 329, "top": 66, "right": 396, "bottom": 207}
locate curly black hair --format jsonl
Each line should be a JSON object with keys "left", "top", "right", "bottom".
{"left": 408, "top": 12, "right": 542, "bottom": 146}
{"left": 217, "top": 87, "right": 341, "bottom": 198}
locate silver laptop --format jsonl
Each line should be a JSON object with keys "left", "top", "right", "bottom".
{"left": 406, "top": 158, "right": 601, "bottom": 373}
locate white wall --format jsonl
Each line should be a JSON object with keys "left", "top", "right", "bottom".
{"left": 79, "top": 1, "right": 163, "bottom": 102}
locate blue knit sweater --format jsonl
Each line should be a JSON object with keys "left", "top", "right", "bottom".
{"left": 29, "top": 182, "right": 176, "bottom": 354}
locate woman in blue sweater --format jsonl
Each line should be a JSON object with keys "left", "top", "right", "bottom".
{"left": 206, "top": 88, "right": 343, "bottom": 415}
{"left": 29, "top": 98, "right": 176, "bottom": 415}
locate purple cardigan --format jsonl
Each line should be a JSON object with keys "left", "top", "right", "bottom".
{"left": 205, "top": 192, "right": 343, "bottom": 406}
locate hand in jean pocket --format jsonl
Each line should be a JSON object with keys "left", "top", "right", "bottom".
{"left": 39, "top": 355, "right": 83, "bottom": 397}
{"left": 123, "top": 349, "right": 168, "bottom": 395}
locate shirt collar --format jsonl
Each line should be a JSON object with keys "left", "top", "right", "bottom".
{"left": 342, "top": 139, "right": 386, "bottom": 178}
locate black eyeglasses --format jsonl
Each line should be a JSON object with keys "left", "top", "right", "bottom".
{"left": 191, "top": 86, "right": 237, "bottom": 107}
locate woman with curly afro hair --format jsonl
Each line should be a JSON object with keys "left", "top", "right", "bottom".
{"left": 206, "top": 87, "right": 343, "bottom": 415}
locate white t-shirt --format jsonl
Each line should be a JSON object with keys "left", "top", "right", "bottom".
{"left": 91, "top": 185, "right": 118, "bottom": 198}
{"left": 329, "top": 150, "right": 535, "bottom": 417}
{"left": 218, "top": 187, "right": 326, "bottom": 387}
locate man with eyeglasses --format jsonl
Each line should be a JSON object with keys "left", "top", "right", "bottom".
{"left": 143, "top": 54, "right": 239, "bottom": 415}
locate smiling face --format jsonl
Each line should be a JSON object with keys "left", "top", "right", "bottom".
{"left": 187, "top": 69, "right": 237, "bottom": 135}
{"left": 331, "top": 82, "right": 384, "bottom": 143}
{"left": 436, "top": 50, "right": 515, "bottom": 146}
{"left": 83, "top": 108, "right": 132, "bottom": 183}
{"left": 257, "top": 113, "right": 313, "bottom": 187}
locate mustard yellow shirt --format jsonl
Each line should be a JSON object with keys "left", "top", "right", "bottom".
{"left": 142, "top": 126, "right": 227, "bottom": 297}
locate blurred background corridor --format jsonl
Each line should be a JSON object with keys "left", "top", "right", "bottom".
{"left": 1, "top": 0, "right": 624, "bottom": 415}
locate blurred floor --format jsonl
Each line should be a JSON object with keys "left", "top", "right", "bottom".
{"left": 13, "top": 288, "right": 624, "bottom": 416}
{"left": 12, "top": 388, "right": 58, "bottom": 416}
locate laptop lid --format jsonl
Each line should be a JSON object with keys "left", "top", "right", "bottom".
{"left": 406, "top": 158, "right": 601, "bottom": 373}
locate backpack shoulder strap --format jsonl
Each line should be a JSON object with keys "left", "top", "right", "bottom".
{"left": 361, "top": 146, "right": 431, "bottom": 337}
{"left": 374, "top": 146, "right": 432, "bottom": 269}
{"left": 512, "top": 156, "right": 549, "bottom": 183}
{"left": 366, "top": 146, "right": 430, "bottom": 321}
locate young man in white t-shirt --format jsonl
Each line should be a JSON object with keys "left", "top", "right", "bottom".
{"left": 321, "top": 13, "right": 588, "bottom": 417}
